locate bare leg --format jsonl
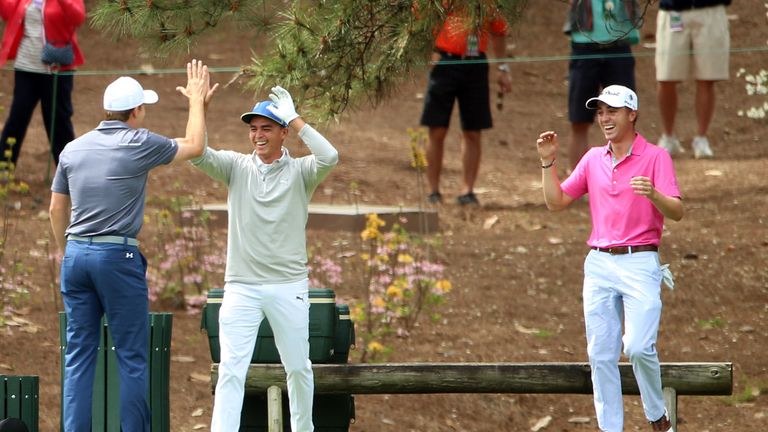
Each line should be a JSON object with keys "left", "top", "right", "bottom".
{"left": 569, "top": 122, "right": 591, "bottom": 171}
{"left": 657, "top": 81, "right": 679, "bottom": 136}
{"left": 461, "top": 130, "right": 482, "bottom": 195}
{"left": 426, "top": 126, "right": 448, "bottom": 194}
{"left": 695, "top": 80, "right": 716, "bottom": 137}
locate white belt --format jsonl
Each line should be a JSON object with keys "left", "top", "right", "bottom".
{"left": 67, "top": 234, "right": 139, "bottom": 246}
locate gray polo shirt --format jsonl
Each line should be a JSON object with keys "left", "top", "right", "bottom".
{"left": 52, "top": 120, "right": 178, "bottom": 238}
{"left": 191, "top": 124, "right": 338, "bottom": 284}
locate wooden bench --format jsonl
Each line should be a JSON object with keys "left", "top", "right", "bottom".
{"left": 211, "top": 362, "right": 732, "bottom": 430}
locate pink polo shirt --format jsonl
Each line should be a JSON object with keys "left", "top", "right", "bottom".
{"left": 561, "top": 133, "right": 681, "bottom": 248}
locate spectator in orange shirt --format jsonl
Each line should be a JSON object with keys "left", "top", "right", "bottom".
{"left": 420, "top": 4, "right": 511, "bottom": 206}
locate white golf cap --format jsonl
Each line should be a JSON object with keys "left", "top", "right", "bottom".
{"left": 585, "top": 85, "right": 638, "bottom": 111}
{"left": 103, "top": 76, "right": 159, "bottom": 111}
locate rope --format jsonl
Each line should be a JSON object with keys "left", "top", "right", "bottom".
{"left": 1, "top": 44, "right": 763, "bottom": 178}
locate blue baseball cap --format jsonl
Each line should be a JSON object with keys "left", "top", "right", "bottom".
{"left": 240, "top": 101, "right": 287, "bottom": 127}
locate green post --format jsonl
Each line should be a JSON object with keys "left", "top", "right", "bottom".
{"left": 0, "top": 375, "right": 39, "bottom": 432}
{"left": 59, "top": 312, "right": 173, "bottom": 432}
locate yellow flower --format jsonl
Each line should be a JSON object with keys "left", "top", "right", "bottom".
{"left": 158, "top": 209, "right": 172, "bottom": 221}
{"left": 397, "top": 253, "right": 414, "bottom": 264}
{"left": 386, "top": 284, "right": 403, "bottom": 299}
{"left": 372, "top": 296, "right": 387, "bottom": 309}
{"left": 360, "top": 213, "right": 386, "bottom": 240}
{"left": 435, "top": 279, "right": 452, "bottom": 293}
{"left": 367, "top": 341, "right": 385, "bottom": 353}
{"left": 360, "top": 253, "right": 370, "bottom": 261}
{"left": 360, "top": 228, "right": 377, "bottom": 241}
{"left": 410, "top": 142, "right": 427, "bottom": 169}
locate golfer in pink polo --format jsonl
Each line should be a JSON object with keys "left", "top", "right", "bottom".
{"left": 536, "top": 85, "right": 683, "bottom": 432}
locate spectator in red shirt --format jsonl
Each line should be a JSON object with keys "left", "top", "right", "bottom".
{"left": 0, "top": 0, "right": 86, "bottom": 168}
{"left": 419, "top": 3, "right": 511, "bottom": 206}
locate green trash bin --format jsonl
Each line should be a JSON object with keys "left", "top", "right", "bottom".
{"left": 0, "top": 375, "right": 39, "bottom": 432}
{"left": 329, "top": 304, "right": 355, "bottom": 364}
{"left": 58, "top": 312, "right": 172, "bottom": 432}
{"left": 240, "top": 393, "right": 355, "bottom": 432}
{"left": 202, "top": 288, "right": 337, "bottom": 363}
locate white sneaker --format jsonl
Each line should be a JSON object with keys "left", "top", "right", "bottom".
{"left": 658, "top": 134, "right": 685, "bottom": 156}
{"left": 692, "top": 136, "right": 714, "bottom": 159}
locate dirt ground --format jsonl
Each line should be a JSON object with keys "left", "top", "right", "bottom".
{"left": 1, "top": 1, "right": 767, "bottom": 431}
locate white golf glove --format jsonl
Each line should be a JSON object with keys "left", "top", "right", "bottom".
{"left": 267, "top": 86, "right": 300, "bottom": 125}
{"left": 660, "top": 263, "right": 675, "bottom": 290}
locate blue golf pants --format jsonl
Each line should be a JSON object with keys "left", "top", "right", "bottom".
{"left": 60, "top": 240, "right": 151, "bottom": 432}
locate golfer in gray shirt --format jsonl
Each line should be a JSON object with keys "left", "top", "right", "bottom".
{"left": 50, "top": 60, "right": 217, "bottom": 432}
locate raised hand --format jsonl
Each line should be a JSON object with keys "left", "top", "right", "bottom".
{"left": 536, "top": 131, "right": 558, "bottom": 163}
{"left": 267, "top": 86, "right": 301, "bottom": 125}
{"left": 175, "top": 59, "right": 219, "bottom": 106}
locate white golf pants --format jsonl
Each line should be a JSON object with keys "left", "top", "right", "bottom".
{"left": 583, "top": 250, "right": 667, "bottom": 432}
{"left": 211, "top": 279, "right": 314, "bottom": 432}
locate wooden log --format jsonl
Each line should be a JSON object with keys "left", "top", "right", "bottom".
{"left": 210, "top": 362, "right": 732, "bottom": 396}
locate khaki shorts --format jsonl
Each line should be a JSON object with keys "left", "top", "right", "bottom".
{"left": 655, "top": 5, "right": 730, "bottom": 82}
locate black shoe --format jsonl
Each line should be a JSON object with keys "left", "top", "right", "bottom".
{"left": 427, "top": 191, "right": 443, "bottom": 204}
{"left": 456, "top": 192, "right": 479, "bottom": 206}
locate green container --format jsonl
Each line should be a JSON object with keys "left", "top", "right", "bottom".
{"left": 58, "top": 312, "right": 172, "bottom": 432}
{"left": 202, "top": 288, "right": 337, "bottom": 364}
{"left": 329, "top": 304, "right": 355, "bottom": 364}
{"left": 240, "top": 394, "right": 355, "bottom": 432}
{"left": 0, "top": 375, "right": 39, "bottom": 432}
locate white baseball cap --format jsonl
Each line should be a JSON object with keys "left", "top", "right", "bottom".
{"left": 103, "top": 76, "right": 159, "bottom": 111}
{"left": 585, "top": 85, "right": 638, "bottom": 111}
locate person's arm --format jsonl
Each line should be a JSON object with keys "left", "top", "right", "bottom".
{"left": 172, "top": 59, "right": 215, "bottom": 162}
{"left": 489, "top": 19, "right": 511, "bottom": 94}
{"left": 59, "top": 0, "right": 86, "bottom": 27}
{"left": 537, "top": 131, "right": 574, "bottom": 211}
{"left": 630, "top": 176, "right": 684, "bottom": 221}
{"left": 49, "top": 192, "right": 71, "bottom": 254}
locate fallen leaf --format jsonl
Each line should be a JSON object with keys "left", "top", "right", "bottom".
{"left": 192, "top": 424, "right": 207, "bottom": 430}
{"left": 704, "top": 169, "right": 724, "bottom": 176}
{"left": 10, "top": 316, "right": 32, "bottom": 325}
{"left": 568, "top": 416, "right": 591, "bottom": 424}
{"left": 514, "top": 321, "right": 541, "bottom": 335}
{"left": 483, "top": 215, "right": 499, "bottom": 230}
{"left": 189, "top": 373, "right": 210, "bottom": 383}
{"left": 0, "top": 363, "right": 13, "bottom": 371}
{"left": 20, "top": 325, "right": 39, "bottom": 334}
{"left": 547, "top": 237, "right": 563, "bottom": 245}
{"left": 191, "top": 408, "right": 204, "bottom": 417}
{"left": 531, "top": 415, "right": 552, "bottom": 431}
{"left": 172, "top": 355, "right": 196, "bottom": 363}
{"left": 519, "top": 221, "right": 543, "bottom": 231}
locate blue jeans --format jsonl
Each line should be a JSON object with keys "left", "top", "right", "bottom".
{"left": 60, "top": 240, "right": 150, "bottom": 432}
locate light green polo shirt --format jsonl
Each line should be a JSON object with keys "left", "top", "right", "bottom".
{"left": 191, "top": 124, "right": 338, "bottom": 284}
